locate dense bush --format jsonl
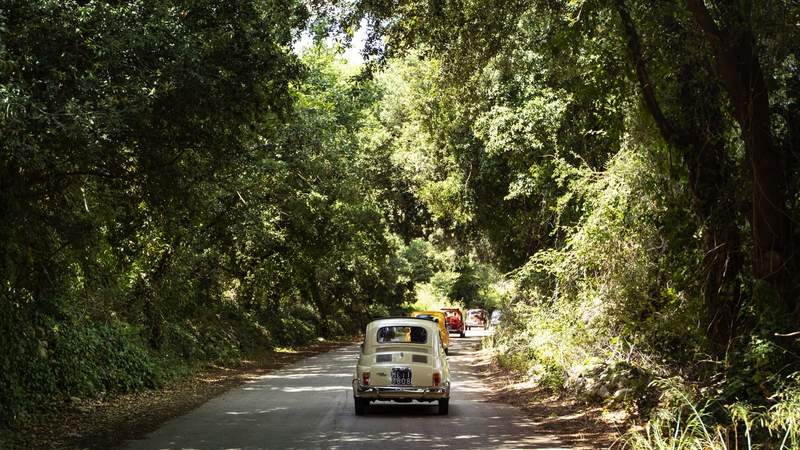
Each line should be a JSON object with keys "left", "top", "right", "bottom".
{"left": 0, "top": 317, "right": 159, "bottom": 420}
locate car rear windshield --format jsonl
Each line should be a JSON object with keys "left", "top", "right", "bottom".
{"left": 377, "top": 326, "right": 428, "bottom": 344}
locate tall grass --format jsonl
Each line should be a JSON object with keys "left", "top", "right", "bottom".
{"left": 620, "top": 375, "right": 799, "bottom": 450}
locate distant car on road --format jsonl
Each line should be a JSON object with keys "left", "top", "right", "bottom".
{"left": 353, "top": 317, "right": 451, "bottom": 415}
{"left": 489, "top": 309, "right": 503, "bottom": 328}
{"left": 410, "top": 310, "right": 450, "bottom": 354}
{"left": 466, "top": 308, "right": 487, "bottom": 330}
{"left": 440, "top": 307, "right": 466, "bottom": 337}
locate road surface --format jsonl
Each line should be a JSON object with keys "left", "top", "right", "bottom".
{"left": 125, "top": 330, "right": 569, "bottom": 449}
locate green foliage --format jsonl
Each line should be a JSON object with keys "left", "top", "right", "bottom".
{"left": 51, "top": 323, "right": 160, "bottom": 395}
{"left": 400, "top": 238, "right": 438, "bottom": 284}
{"left": 488, "top": 295, "right": 589, "bottom": 392}
{"left": 768, "top": 374, "right": 800, "bottom": 449}
{"left": 1, "top": 1, "right": 798, "bottom": 448}
{"left": 0, "top": 318, "right": 161, "bottom": 421}
{"left": 358, "top": 54, "right": 473, "bottom": 232}
{"left": 0, "top": 1, "right": 412, "bottom": 423}
{"left": 271, "top": 305, "right": 320, "bottom": 347}
{"left": 485, "top": 146, "right": 705, "bottom": 392}
{"left": 341, "top": 0, "right": 800, "bottom": 446}
{"left": 622, "top": 375, "right": 800, "bottom": 450}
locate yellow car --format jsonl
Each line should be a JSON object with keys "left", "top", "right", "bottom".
{"left": 353, "top": 317, "right": 451, "bottom": 415}
{"left": 410, "top": 310, "right": 450, "bottom": 354}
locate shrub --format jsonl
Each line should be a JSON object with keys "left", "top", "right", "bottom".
{"left": 0, "top": 316, "right": 161, "bottom": 424}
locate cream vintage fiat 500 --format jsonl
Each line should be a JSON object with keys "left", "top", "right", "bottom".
{"left": 352, "top": 317, "right": 451, "bottom": 415}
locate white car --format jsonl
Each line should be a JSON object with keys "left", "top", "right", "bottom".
{"left": 489, "top": 309, "right": 503, "bottom": 328}
{"left": 352, "top": 317, "right": 451, "bottom": 415}
{"left": 465, "top": 308, "right": 487, "bottom": 330}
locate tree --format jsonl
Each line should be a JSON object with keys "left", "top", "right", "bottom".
{"left": 348, "top": 0, "right": 799, "bottom": 350}
{"left": 684, "top": 0, "right": 797, "bottom": 319}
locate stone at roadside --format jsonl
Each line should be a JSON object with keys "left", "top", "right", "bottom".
{"left": 612, "top": 388, "right": 633, "bottom": 403}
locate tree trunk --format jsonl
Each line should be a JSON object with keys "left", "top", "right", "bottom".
{"left": 135, "top": 245, "right": 173, "bottom": 350}
{"left": 686, "top": 0, "right": 795, "bottom": 313}
{"left": 307, "top": 270, "right": 329, "bottom": 336}
{"left": 615, "top": 0, "right": 744, "bottom": 350}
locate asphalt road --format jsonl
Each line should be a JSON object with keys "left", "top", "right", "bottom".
{"left": 125, "top": 329, "right": 569, "bottom": 449}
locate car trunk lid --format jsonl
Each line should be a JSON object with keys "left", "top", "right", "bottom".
{"left": 369, "top": 349, "right": 436, "bottom": 387}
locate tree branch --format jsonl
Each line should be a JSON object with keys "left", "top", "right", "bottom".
{"left": 613, "top": 0, "right": 684, "bottom": 149}
{"left": 684, "top": 0, "right": 748, "bottom": 120}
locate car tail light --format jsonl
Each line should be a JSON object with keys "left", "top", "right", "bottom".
{"left": 362, "top": 371, "right": 370, "bottom": 386}
{"left": 433, "top": 372, "right": 441, "bottom": 387}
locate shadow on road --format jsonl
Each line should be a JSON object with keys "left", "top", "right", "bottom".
{"left": 125, "top": 329, "right": 569, "bottom": 449}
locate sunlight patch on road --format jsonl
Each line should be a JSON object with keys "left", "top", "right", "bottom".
{"left": 254, "top": 372, "right": 352, "bottom": 380}
{"left": 224, "top": 407, "right": 287, "bottom": 415}
{"left": 281, "top": 385, "right": 351, "bottom": 393}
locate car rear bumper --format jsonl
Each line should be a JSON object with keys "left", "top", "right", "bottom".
{"left": 352, "top": 380, "right": 450, "bottom": 400}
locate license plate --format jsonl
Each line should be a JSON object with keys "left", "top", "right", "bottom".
{"left": 391, "top": 368, "right": 412, "bottom": 385}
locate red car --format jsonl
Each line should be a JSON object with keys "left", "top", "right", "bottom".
{"left": 441, "top": 308, "right": 466, "bottom": 338}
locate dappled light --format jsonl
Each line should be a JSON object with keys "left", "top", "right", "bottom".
{"left": 2, "top": 1, "right": 797, "bottom": 449}
{"left": 126, "top": 339, "right": 569, "bottom": 449}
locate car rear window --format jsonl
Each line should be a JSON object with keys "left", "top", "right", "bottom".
{"left": 377, "top": 326, "right": 428, "bottom": 344}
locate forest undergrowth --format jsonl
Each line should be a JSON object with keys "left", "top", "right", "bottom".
{"left": 484, "top": 149, "right": 799, "bottom": 449}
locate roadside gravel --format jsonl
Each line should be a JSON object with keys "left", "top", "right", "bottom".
{"left": 473, "top": 343, "right": 626, "bottom": 449}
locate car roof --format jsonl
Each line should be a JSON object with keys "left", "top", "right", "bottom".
{"left": 412, "top": 310, "right": 445, "bottom": 316}
{"left": 366, "top": 317, "right": 440, "bottom": 330}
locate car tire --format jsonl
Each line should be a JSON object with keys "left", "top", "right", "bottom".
{"left": 354, "top": 397, "right": 368, "bottom": 415}
{"left": 459, "top": 331, "right": 465, "bottom": 338}
{"left": 438, "top": 398, "right": 449, "bottom": 415}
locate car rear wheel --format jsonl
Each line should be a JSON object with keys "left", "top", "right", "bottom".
{"left": 354, "top": 397, "right": 368, "bottom": 415}
{"left": 459, "top": 331, "right": 465, "bottom": 338}
{"left": 438, "top": 398, "right": 449, "bottom": 415}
